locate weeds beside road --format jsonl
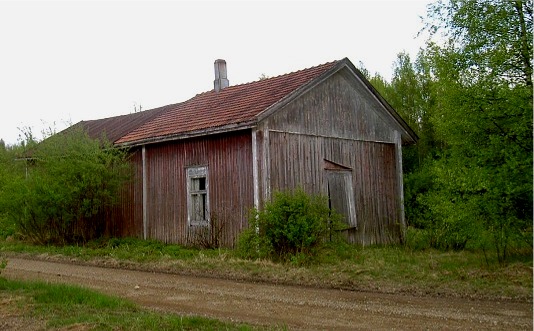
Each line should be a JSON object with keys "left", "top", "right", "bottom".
{"left": 4, "top": 257, "right": 533, "bottom": 330}
{"left": 1, "top": 237, "right": 531, "bottom": 303}
{"left": 1, "top": 236, "right": 531, "bottom": 330}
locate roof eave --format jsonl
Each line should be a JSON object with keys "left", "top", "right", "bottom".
{"left": 343, "top": 61, "right": 419, "bottom": 144}
{"left": 114, "top": 120, "right": 257, "bottom": 147}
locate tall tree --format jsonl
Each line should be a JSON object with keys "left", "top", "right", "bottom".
{"left": 422, "top": 0, "right": 532, "bottom": 261}
{"left": 368, "top": 52, "right": 440, "bottom": 233}
{"left": 391, "top": 52, "right": 440, "bottom": 233}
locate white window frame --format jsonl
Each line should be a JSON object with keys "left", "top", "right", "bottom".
{"left": 186, "top": 166, "right": 209, "bottom": 227}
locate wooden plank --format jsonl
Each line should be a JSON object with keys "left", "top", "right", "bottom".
{"left": 111, "top": 130, "right": 253, "bottom": 247}
{"left": 268, "top": 130, "right": 401, "bottom": 245}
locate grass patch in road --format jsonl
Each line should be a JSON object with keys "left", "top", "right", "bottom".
{"left": 0, "top": 277, "right": 267, "bottom": 330}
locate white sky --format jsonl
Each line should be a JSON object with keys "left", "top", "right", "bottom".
{"left": 0, "top": 0, "right": 431, "bottom": 146}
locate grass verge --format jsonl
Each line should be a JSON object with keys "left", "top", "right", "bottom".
{"left": 0, "top": 277, "right": 267, "bottom": 330}
{"left": 1, "top": 236, "right": 531, "bottom": 302}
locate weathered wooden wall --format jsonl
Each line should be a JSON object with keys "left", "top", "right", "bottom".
{"left": 107, "top": 149, "right": 144, "bottom": 238}
{"left": 148, "top": 130, "right": 253, "bottom": 246}
{"left": 257, "top": 69, "right": 405, "bottom": 244}
{"left": 268, "top": 131, "right": 401, "bottom": 245}
{"left": 262, "top": 69, "right": 400, "bottom": 143}
{"left": 110, "top": 130, "right": 254, "bottom": 247}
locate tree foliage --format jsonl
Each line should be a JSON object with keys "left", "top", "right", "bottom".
{"left": 366, "top": 0, "right": 532, "bottom": 262}
{"left": 422, "top": 0, "right": 532, "bottom": 262}
{"left": 0, "top": 128, "right": 131, "bottom": 245}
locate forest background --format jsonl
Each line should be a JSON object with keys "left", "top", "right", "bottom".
{"left": 363, "top": 0, "right": 532, "bottom": 263}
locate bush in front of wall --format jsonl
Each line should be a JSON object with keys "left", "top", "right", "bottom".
{"left": 237, "top": 188, "right": 343, "bottom": 264}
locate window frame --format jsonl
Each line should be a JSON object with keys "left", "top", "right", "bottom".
{"left": 186, "top": 165, "right": 210, "bottom": 227}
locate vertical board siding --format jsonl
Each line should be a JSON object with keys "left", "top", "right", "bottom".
{"left": 108, "top": 149, "right": 144, "bottom": 238}
{"left": 259, "top": 69, "right": 406, "bottom": 245}
{"left": 114, "top": 130, "right": 254, "bottom": 247}
{"left": 265, "top": 70, "right": 397, "bottom": 143}
{"left": 269, "top": 131, "right": 401, "bottom": 245}
{"left": 109, "top": 131, "right": 253, "bottom": 247}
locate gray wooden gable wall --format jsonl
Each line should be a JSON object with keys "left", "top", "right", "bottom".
{"left": 255, "top": 68, "right": 406, "bottom": 245}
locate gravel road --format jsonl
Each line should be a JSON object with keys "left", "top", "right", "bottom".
{"left": 2, "top": 257, "right": 532, "bottom": 330}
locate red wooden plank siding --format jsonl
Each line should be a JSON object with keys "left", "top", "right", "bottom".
{"left": 108, "top": 149, "right": 144, "bottom": 238}
{"left": 112, "top": 130, "right": 254, "bottom": 247}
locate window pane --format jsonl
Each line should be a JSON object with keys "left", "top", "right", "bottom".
{"left": 198, "top": 177, "right": 206, "bottom": 191}
{"left": 191, "top": 178, "right": 199, "bottom": 191}
{"left": 192, "top": 194, "right": 201, "bottom": 220}
{"left": 201, "top": 193, "right": 206, "bottom": 219}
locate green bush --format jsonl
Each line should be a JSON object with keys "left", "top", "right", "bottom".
{"left": 0, "top": 142, "right": 26, "bottom": 240}
{"left": 237, "top": 188, "right": 343, "bottom": 264}
{"left": 0, "top": 258, "right": 7, "bottom": 276}
{"left": 235, "top": 214, "right": 272, "bottom": 260}
{"left": 0, "top": 215, "right": 16, "bottom": 240}
{"left": 0, "top": 128, "right": 131, "bottom": 245}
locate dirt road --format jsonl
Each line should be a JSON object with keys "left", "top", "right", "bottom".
{"left": 2, "top": 257, "right": 532, "bottom": 330}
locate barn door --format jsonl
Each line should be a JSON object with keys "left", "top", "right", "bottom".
{"left": 326, "top": 170, "right": 356, "bottom": 229}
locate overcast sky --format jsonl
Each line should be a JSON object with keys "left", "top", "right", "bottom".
{"left": 0, "top": 0, "right": 431, "bottom": 146}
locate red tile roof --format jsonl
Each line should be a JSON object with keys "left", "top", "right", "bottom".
{"left": 73, "top": 105, "right": 169, "bottom": 143}
{"left": 115, "top": 60, "right": 339, "bottom": 145}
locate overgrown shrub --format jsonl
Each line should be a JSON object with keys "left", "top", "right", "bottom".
{"left": 237, "top": 188, "right": 343, "bottom": 264}
{"left": 0, "top": 258, "right": 7, "bottom": 276}
{"left": 0, "top": 128, "right": 131, "bottom": 245}
{"left": 0, "top": 142, "right": 26, "bottom": 241}
{"left": 0, "top": 214, "right": 16, "bottom": 240}
{"left": 190, "top": 211, "right": 228, "bottom": 249}
{"left": 235, "top": 214, "right": 272, "bottom": 260}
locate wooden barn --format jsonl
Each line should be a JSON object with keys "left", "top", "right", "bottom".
{"left": 76, "top": 58, "right": 418, "bottom": 247}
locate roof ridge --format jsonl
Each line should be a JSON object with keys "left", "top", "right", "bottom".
{"left": 81, "top": 102, "right": 178, "bottom": 123}
{"left": 218, "top": 59, "right": 341, "bottom": 90}
{"left": 150, "top": 59, "right": 341, "bottom": 108}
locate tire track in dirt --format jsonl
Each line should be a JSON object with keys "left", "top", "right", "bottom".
{"left": 3, "top": 257, "right": 532, "bottom": 330}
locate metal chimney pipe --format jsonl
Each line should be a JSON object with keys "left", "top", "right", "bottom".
{"left": 214, "top": 59, "right": 229, "bottom": 92}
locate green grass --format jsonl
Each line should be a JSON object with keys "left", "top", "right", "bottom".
{"left": 0, "top": 277, "right": 265, "bottom": 330}
{"left": 0, "top": 225, "right": 531, "bottom": 330}
{"left": 312, "top": 244, "right": 532, "bottom": 299}
{"left": 0, "top": 236, "right": 222, "bottom": 262}
{"left": 0, "top": 214, "right": 531, "bottom": 302}
{"left": 1, "top": 235, "right": 531, "bottom": 302}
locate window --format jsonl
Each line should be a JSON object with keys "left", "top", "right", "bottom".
{"left": 187, "top": 166, "right": 209, "bottom": 226}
